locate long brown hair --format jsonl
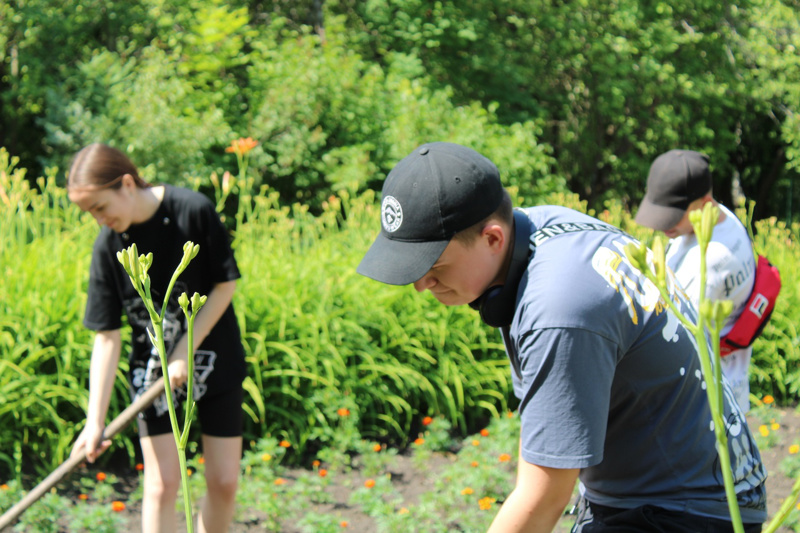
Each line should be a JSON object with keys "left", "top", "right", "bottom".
{"left": 67, "top": 143, "right": 150, "bottom": 191}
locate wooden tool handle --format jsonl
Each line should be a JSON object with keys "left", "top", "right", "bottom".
{"left": 0, "top": 378, "right": 166, "bottom": 531}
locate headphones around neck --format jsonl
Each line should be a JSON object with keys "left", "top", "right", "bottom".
{"left": 469, "top": 209, "right": 532, "bottom": 328}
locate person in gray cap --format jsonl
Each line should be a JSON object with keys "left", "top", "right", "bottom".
{"left": 358, "top": 142, "right": 766, "bottom": 532}
{"left": 635, "top": 149, "right": 757, "bottom": 413}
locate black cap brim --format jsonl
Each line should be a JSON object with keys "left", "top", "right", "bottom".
{"left": 357, "top": 232, "right": 449, "bottom": 286}
{"left": 634, "top": 197, "right": 686, "bottom": 232}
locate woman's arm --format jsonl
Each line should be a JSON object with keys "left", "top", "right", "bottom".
{"left": 71, "top": 329, "right": 122, "bottom": 462}
{"left": 166, "top": 279, "right": 237, "bottom": 389}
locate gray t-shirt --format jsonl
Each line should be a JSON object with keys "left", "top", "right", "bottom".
{"left": 506, "top": 205, "right": 766, "bottom": 523}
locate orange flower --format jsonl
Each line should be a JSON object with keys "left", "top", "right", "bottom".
{"left": 480, "top": 429, "right": 490, "bottom": 437}
{"left": 274, "top": 478, "right": 287, "bottom": 485}
{"left": 96, "top": 472, "right": 106, "bottom": 482}
{"left": 472, "top": 439, "right": 480, "bottom": 446}
{"left": 319, "top": 469, "right": 328, "bottom": 477}
{"left": 499, "top": 453, "right": 512, "bottom": 462}
{"left": 340, "top": 521, "right": 349, "bottom": 528}
{"left": 135, "top": 463, "right": 144, "bottom": 471}
{"left": 187, "top": 468, "right": 193, "bottom": 477}
{"left": 414, "top": 438, "right": 425, "bottom": 446}
{"left": 0, "top": 484, "right": 8, "bottom": 491}
{"left": 279, "top": 440, "right": 291, "bottom": 448}
{"left": 763, "top": 395, "right": 775, "bottom": 405}
{"left": 337, "top": 408, "right": 351, "bottom": 417}
{"left": 198, "top": 456, "right": 205, "bottom": 465}
{"left": 312, "top": 460, "right": 321, "bottom": 468}
{"left": 422, "top": 416, "right": 433, "bottom": 426}
{"left": 111, "top": 501, "right": 126, "bottom": 512}
{"left": 372, "top": 443, "right": 382, "bottom": 452}
{"left": 479, "top": 496, "right": 496, "bottom": 510}
{"left": 507, "top": 411, "right": 514, "bottom": 418}
{"left": 790, "top": 444, "right": 800, "bottom": 455}
{"left": 364, "top": 479, "right": 376, "bottom": 488}
{"left": 470, "top": 461, "right": 479, "bottom": 467}
{"left": 78, "top": 494, "right": 88, "bottom": 501}
{"left": 225, "top": 137, "right": 258, "bottom": 156}
{"left": 461, "top": 487, "right": 474, "bottom": 495}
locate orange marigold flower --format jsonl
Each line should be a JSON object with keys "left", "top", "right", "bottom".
{"left": 414, "top": 438, "right": 425, "bottom": 446}
{"left": 337, "top": 408, "right": 351, "bottom": 417}
{"left": 274, "top": 478, "right": 287, "bottom": 485}
{"left": 461, "top": 487, "right": 474, "bottom": 495}
{"left": 96, "top": 472, "right": 106, "bottom": 482}
{"left": 319, "top": 469, "right": 328, "bottom": 477}
{"left": 763, "top": 395, "right": 775, "bottom": 405}
{"left": 198, "top": 457, "right": 205, "bottom": 465}
{"left": 187, "top": 468, "right": 193, "bottom": 477}
{"left": 0, "top": 484, "right": 8, "bottom": 491}
{"left": 372, "top": 444, "right": 382, "bottom": 452}
{"left": 340, "top": 521, "right": 349, "bottom": 528}
{"left": 364, "top": 479, "right": 376, "bottom": 488}
{"left": 111, "top": 501, "right": 126, "bottom": 512}
{"left": 135, "top": 463, "right": 144, "bottom": 471}
{"left": 279, "top": 440, "right": 291, "bottom": 448}
{"left": 312, "top": 460, "right": 321, "bottom": 468}
{"left": 225, "top": 137, "right": 258, "bottom": 155}
{"left": 790, "top": 444, "right": 800, "bottom": 455}
{"left": 480, "top": 429, "right": 490, "bottom": 437}
{"left": 470, "top": 461, "right": 479, "bottom": 467}
{"left": 78, "top": 494, "right": 88, "bottom": 501}
{"left": 422, "top": 416, "right": 433, "bottom": 426}
{"left": 499, "top": 453, "right": 512, "bottom": 462}
{"left": 507, "top": 411, "right": 514, "bottom": 418}
{"left": 398, "top": 507, "right": 409, "bottom": 514}
{"left": 472, "top": 439, "right": 480, "bottom": 446}
{"left": 479, "top": 496, "right": 496, "bottom": 510}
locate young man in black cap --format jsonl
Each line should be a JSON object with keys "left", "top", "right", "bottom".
{"left": 358, "top": 142, "right": 766, "bottom": 532}
{"left": 635, "top": 149, "right": 757, "bottom": 413}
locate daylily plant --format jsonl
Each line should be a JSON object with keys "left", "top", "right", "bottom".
{"left": 117, "top": 241, "right": 206, "bottom": 533}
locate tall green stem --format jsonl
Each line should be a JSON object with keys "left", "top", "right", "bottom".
{"left": 117, "top": 242, "right": 204, "bottom": 533}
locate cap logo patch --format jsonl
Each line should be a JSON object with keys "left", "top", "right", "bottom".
{"left": 381, "top": 196, "right": 403, "bottom": 233}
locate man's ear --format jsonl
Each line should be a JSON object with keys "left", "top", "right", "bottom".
{"left": 481, "top": 223, "right": 507, "bottom": 254}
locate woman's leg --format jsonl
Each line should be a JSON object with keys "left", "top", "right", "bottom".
{"left": 140, "top": 433, "right": 182, "bottom": 533}
{"left": 197, "top": 434, "right": 242, "bottom": 533}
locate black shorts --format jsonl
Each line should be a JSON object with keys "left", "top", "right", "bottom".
{"left": 571, "top": 498, "right": 763, "bottom": 533}
{"left": 137, "top": 385, "right": 244, "bottom": 438}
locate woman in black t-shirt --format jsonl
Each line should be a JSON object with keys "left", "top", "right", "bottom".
{"left": 67, "top": 143, "right": 246, "bottom": 533}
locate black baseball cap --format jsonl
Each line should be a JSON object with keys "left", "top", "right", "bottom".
{"left": 635, "top": 149, "right": 712, "bottom": 231}
{"left": 357, "top": 142, "right": 504, "bottom": 285}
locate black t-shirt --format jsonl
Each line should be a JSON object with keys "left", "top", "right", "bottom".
{"left": 84, "top": 185, "right": 246, "bottom": 404}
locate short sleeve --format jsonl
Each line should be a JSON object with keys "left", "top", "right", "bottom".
{"left": 196, "top": 198, "right": 240, "bottom": 283}
{"left": 83, "top": 236, "right": 123, "bottom": 331}
{"left": 515, "top": 327, "right": 620, "bottom": 469}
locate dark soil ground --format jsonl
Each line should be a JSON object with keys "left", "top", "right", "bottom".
{"left": 44, "top": 405, "right": 799, "bottom": 533}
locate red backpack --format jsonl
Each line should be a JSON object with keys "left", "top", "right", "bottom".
{"left": 720, "top": 254, "right": 781, "bottom": 356}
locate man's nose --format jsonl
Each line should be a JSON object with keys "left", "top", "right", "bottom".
{"left": 413, "top": 273, "right": 436, "bottom": 293}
